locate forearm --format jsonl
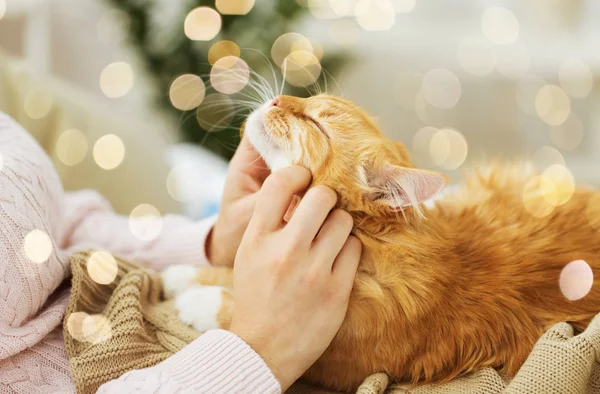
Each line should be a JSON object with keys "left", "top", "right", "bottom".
{"left": 61, "top": 190, "right": 217, "bottom": 270}
{"left": 97, "top": 330, "right": 281, "bottom": 394}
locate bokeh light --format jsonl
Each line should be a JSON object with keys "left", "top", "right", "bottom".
{"left": 558, "top": 58, "right": 593, "bottom": 99}
{"left": 413, "top": 92, "right": 429, "bottom": 123}
{"left": 210, "top": 56, "right": 250, "bottom": 94}
{"left": 430, "top": 128, "right": 469, "bottom": 170}
{"left": 481, "top": 7, "right": 520, "bottom": 45}
{"left": 532, "top": 145, "right": 566, "bottom": 169}
{"left": 540, "top": 164, "right": 575, "bottom": 207}
{"left": 522, "top": 176, "right": 556, "bottom": 218}
{"left": 456, "top": 39, "right": 496, "bottom": 77}
{"left": 128, "top": 204, "right": 163, "bottom": 241}
{"left": 169, "top": 74, "right": 206, "bottom": 111}
{"left": 495, "top": 43, "right": 530, "bottom": 78}
{"left": 99, "top": 62, "right": 134, "bottom": 99}
{"left": 216, "top": 0, "right": 255, "bottom": 15}
{"left": 330, "top": 0, "right": 358, "bottom": 17}
{"left": 535, "top": 84, "right": 571, "bottom": 126}
{"left": 24, "top": 88, "right": 54, "bottom": 120}
{"left": 550, "top": 113, "right": 584, "bottom": 151}
{"left": 87, "top": 250, "right": 118, "bottom": 285}
{"left": 184, "top": 7, "right": 221, "bottom": 41}
{"left": 271, "top": 33, "right": 313, "bottom": 68}
{"left": 392, "top": 0, "right": 415, "bottom": 13}
{"left": 355, "top": 0, "right": 396, "bottom": 31}
{"left": 394, "top": 72, "right": 423, "bottom": 110}
{"left": 23, "top": 229, "right": 53, "bottom": 264}
{"left": 422, "top": 69, "right": 462, "bottom": 109}
{"left": 329, "top": 19, "right": 360, "bottom": 46}
{"left": 93, "top": 134, "right": 125, "bottom": 170}
{"left": 82, "top": 314, "right": 112, "bottom": 344}
{"left": 516, "top": 76, "right": 546, "bottom": 115}
{"left": 282, "top": 50, "right": 322, "bottom": 87}
{"left": 56, "top": 129, "right": 88, "bottom": 166}
{"left": 412, "top": 127, "right": 438, "bottom": 164}
{"left": 66, "top": 312, "right": 89, "bottom": 342}
{"left": 208, "top": 40, "right": 241, "bottom": 65}
{"left": 195, "top": 93, "right": 235, "bottom": 132}
{"left": 429, "top": 130, "right": 451, "bottom": 168}
{"left": 310, "top": 40, "right": 324, "bottom": 61}
{"left": 291, "top": 37, "right": 312, "bottom": 53}
{"left": 308, "top": 0, "right": 339, "bottom": 19}
{"left": 559, "top": 260, "right": 594, "bottom": 301}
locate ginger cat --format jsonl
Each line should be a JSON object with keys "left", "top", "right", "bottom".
{"left": 163, "top": 94, "right": 600, "bottom": 392}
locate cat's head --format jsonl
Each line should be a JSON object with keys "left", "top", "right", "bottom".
{"left": 245, "top": 94, "right": 446, "bottom": 218}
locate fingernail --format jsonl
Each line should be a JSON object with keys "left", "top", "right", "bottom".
{"left": 283, "top": 195, "right": 301, "bottom": 223}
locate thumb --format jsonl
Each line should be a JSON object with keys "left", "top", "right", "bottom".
{"left": 230, "top": 137, "right": 270, "bottom": 182}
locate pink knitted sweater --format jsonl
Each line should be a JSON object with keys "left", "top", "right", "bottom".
{"left": 0, "top": 114, "right": 281, "bottom": 394}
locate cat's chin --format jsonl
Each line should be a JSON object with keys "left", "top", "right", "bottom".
{"left": 246, "top": 104, "right": 291, "bottom": 172}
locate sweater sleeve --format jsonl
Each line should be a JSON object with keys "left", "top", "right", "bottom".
{"left": 96, "top": 330, "right": 281, "bottom": 394}
{"left": 60, "top": 189, "right": 217, "bottom": 271}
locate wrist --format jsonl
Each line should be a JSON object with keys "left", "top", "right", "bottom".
{"left": 229, "top": 323, "right": 298, "bottom": 391}
{"left": 207, "top": 215, "right": 241, "bottom": 267}
{"left": 208, "top": 201, "right": 254, "bottom": 267}
{"left": 206, "top": 225, "right": 227, "bottom": 266}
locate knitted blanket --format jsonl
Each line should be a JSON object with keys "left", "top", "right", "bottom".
{"left": 63, "top": 252, "right": 600, "bottom": 394}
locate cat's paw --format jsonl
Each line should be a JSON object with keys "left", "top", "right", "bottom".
{"left": 162, "top": 265, "right": 198, "bottom": 298}
{"left": 175, "top": 285, "right": 225, "bottom": 332}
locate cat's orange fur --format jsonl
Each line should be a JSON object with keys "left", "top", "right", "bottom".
{"left": 194, "top": 95, "right": 600, "bottom": 392}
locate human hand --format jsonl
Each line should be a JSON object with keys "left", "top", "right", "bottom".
{"left": 228, "top": 166, "right": 363, "bottom": 391}
{"left": 206, "top": 136, "right": 270, "bottom": 267}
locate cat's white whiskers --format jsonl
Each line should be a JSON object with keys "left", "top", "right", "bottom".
{"left": 248, "top": 48, "right": 280, "bottom": 95}
{"left": 243, "top": 154, "right": 268, "bottom": 170}
{"left": 241, "top": 49, "right": 279, "bottom": 99}
{"left": 322, "top": 67, "right": 343, "bottom": 96}
{"left": 218, "top": 71, "right": 269, "bottom": 104}
{"left": 249, "top": 69, "right": 276, "bottom": 101}
{"left": 243, "top": 77, "right": 271, "bottom": 103}
{"left": 231, "top": 91, "right": 264, "bottom": 107}
{"left": 280, "top": 58, "right": 289, "bottom": 96}
{"left": 282, "top": 58, "right": 323, "bottom": 96}
{"left": 195, "top": 98, "right": 258, "bottom": 110}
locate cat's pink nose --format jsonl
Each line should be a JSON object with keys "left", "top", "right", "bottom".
{"left": 271, "top": 97, "right": 281, "bottom": 107}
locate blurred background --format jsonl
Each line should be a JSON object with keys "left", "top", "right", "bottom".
{"left": 1, "top": 0, "right": 599, "bottom": 221}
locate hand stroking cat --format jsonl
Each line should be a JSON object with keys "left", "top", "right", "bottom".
{"left": 163, "top": 94, "right": 600, "bottom": 392}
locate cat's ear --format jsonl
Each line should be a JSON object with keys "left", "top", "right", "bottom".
{"left": 365, "top": 165, "right": 446, "bottom": 210}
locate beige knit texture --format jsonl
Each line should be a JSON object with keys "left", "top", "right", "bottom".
{"left": 63, "top": 251, "right": 200, "bottom": 394}
{"left": 63, "top": 251, "right": 600, "bottom": 394}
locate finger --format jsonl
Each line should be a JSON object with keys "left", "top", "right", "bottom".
{"left": 283, "top": 195, "right": 301, "bottom": 223}
{"left": 250, "top": 166, "right": 312, "bottom": 233}
{"left": 286, "top": 186, "right": 338, "bottom": 244}
{"left": 230, "top": 136, "right": 270, "bottom": 183}
{"left": 311, "top": 210, "right": 354, "bottom": 264}
{"left": 236, "top": 192, "right": 261, "bottom": 223}
{"left": 331, "top": 236, "right": 362, "bottom": 294}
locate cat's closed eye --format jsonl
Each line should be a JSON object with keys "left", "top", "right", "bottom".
{"left": 304, "top": 114, "right": 328, "bottom": 137}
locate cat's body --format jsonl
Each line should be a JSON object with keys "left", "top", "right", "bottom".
{"left": 304, "top": 163, "right": 600, "bottom": 390}
{"left": 163, "top": 94, "right": 599, "bottom": 392}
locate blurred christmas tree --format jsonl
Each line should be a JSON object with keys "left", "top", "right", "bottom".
{"left": 104, "top": 0, "right": 344, "bottom": 159}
